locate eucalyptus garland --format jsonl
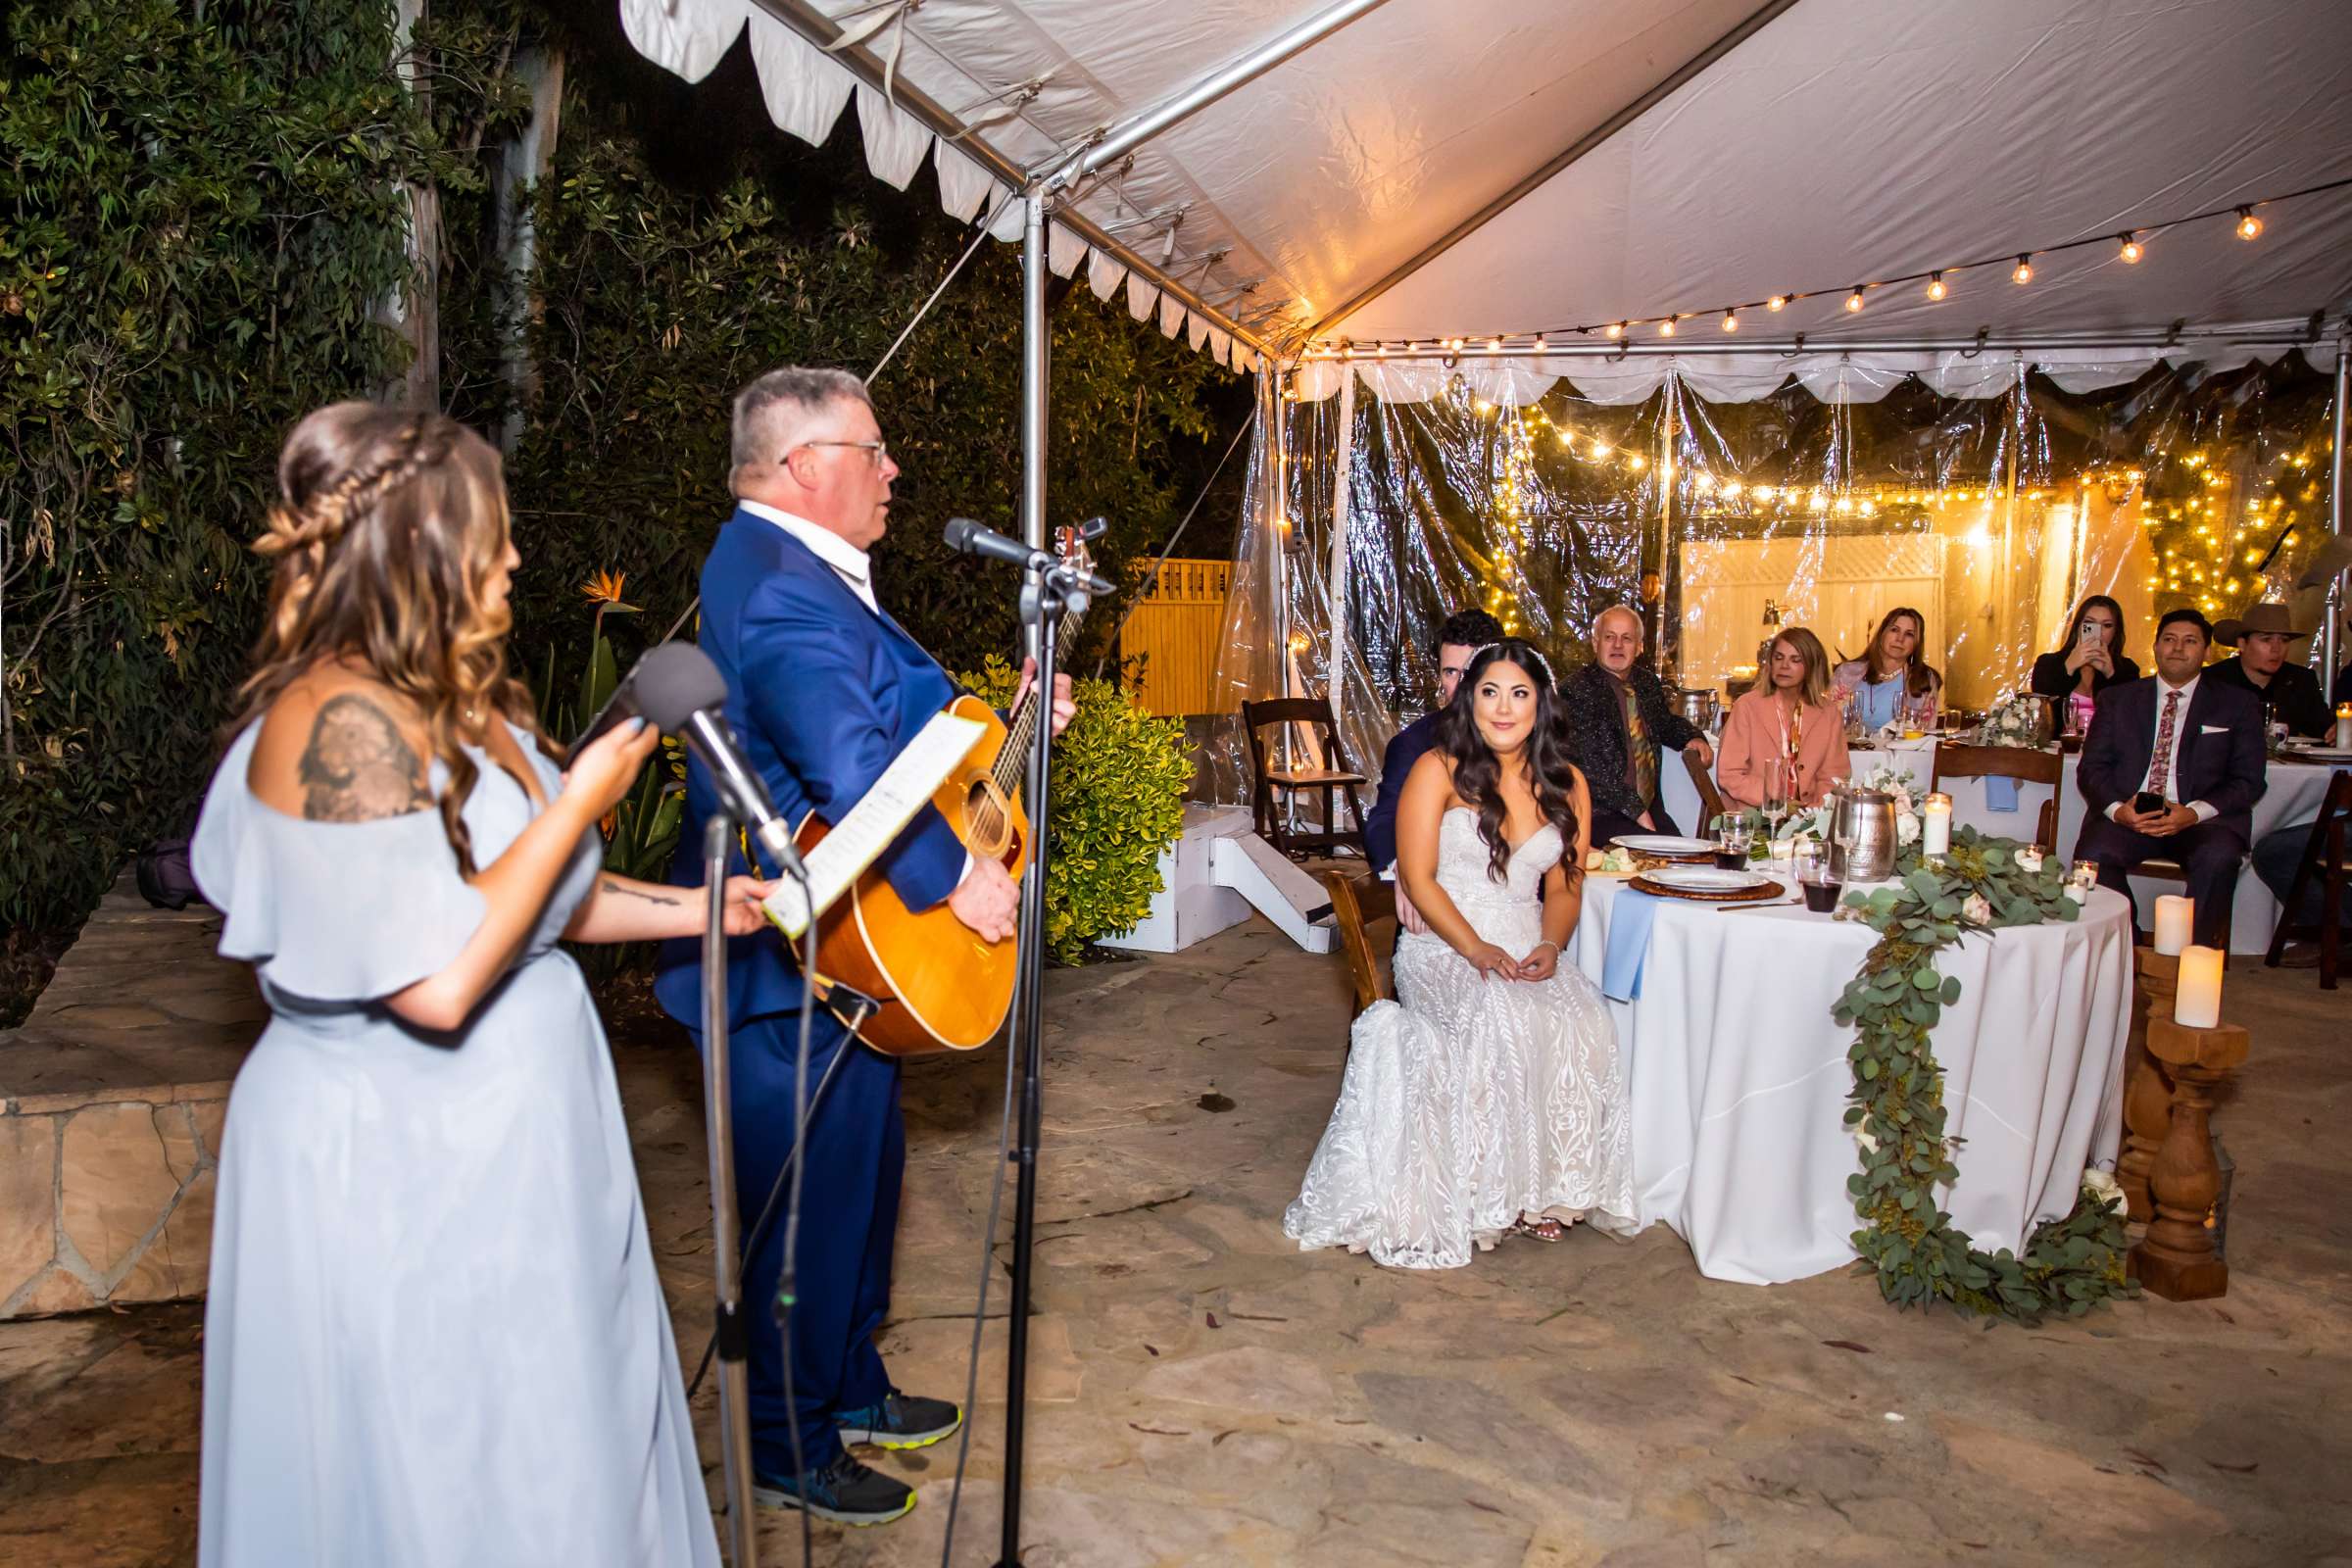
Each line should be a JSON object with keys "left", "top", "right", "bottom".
{"left": 1832, "top": 827, "right": 2137, "bottom": 1321}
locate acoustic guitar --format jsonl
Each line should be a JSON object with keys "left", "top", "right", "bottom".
{"left": 790, "top": 524, "right": 1093, "bottom": 1055}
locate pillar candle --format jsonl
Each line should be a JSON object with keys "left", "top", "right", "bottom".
{"left": 2152, "top": 895, "right": 2193, "bottom": 956}
{"left": 1922, "top": 794, "right": 1951, "bottom": 857}
{"left": 2335, "top": 703, "right": 2351, "bottom": 750}
{"left": 2174, "top": 944, "right": 2224, "bottom": 1028}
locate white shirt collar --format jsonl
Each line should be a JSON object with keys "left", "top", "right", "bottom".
{"left": 2156, "top": 670, "right": 2199, "bottom": 703}
{"left": 739, "top": 499, "right": 873, "bottom": 597}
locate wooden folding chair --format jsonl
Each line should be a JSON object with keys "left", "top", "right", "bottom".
{"left": 1242, "top": 697, "right": 1369, "bottom": 859}
{"left": 1320, "top": 869, "right": 1396, "bottom": 1017}
{"left": 1683, "top": 746, "right": 1726, "bottom": 829}
{"left": 1930, "top": 741, "right": 2063, "bottom": 852}
{"left": 2262, "top": 769, "right": 2350, "bottom": 990}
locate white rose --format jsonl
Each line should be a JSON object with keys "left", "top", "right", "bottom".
{"left": 1895, "top": 811, "right": 1920, "bottom": 846}
{"left": 2082, "top": 1167, "right": 2123, "bottom": 1207}
{"left": 1962, "top": 893, "right": 1993, "bottom": 924}
{"left": 2016, "top": 847, "right": 2044, "bottom": 874}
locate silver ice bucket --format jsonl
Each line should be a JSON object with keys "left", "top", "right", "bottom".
{"left": 1828, "top": 785, "right": 1898, "bottom": 883}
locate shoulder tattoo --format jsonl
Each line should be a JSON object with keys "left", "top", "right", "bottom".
{"left": 298, "top": 694, "right": 434, "bottom": 822}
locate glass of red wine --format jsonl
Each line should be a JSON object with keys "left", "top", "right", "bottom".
{"left": 1795, "top": 840, "right": 1841, "bottom": 912}
{"left": 1714, "top": 814, "right": 1750, "bottom": 871}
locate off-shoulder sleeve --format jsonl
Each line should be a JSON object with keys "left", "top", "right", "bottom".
{"left": 190, "top": 748, "right": 487, "bottom": 1004}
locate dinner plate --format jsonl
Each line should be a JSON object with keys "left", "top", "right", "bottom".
{"left": 1609, "top": 834, "right": 1715, "bottom": 857}
{"left": 1642, "top": 865, "right": 1769, "bottom": 893}
{"left": 2281, "top": 746, "right": 2352, "bottom": 761}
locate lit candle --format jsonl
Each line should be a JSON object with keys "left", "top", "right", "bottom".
{"left": 1922, "top": 793, "right": 1951, "bottom": 857}
{"left": 2336, "top": 702, "right": 2351, "bottom": 750}
{"left": 2152, "top": 895, "right": 2194, "bottom": 956}
{"left": 2174, "top": 944, "right": 2224, "bottom": 1028}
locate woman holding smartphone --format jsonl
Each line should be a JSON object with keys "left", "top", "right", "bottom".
{"left": 2032, "top": 596, "right": 2140, "bottom": 716}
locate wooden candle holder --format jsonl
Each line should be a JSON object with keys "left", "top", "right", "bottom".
{"left": 2128, "top": 1015, "right": 2250, "bottom": 1301}
{"left": 2119, "top": 950, "right": 2180, "bottom": 1222}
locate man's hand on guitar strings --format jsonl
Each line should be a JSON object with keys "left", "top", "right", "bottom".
{"left": 1014, "top": 657, "right": 1078, "bottom": 739}
{"left": 947, "top": 856, "right": 1020, "bottom": 943}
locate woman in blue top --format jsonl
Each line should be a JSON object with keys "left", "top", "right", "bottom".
{"left": 1832, "top": 606, "right": 1942, "bottom": 732}
{"left": 190, "top": 403, "right": 769, "bottom": 1567}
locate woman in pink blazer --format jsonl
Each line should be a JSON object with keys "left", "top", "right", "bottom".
{"left": 1717, "top": 627, "right": 1850, "bottom": 810}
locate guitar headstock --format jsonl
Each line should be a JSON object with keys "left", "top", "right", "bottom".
{"left": 1054, "top": 519, "right": 1102, "bottom": 621}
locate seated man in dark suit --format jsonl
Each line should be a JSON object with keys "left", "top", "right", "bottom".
{"left": 1364, "top": 607, "right": 1504, "bottom": 875}
{"left": 2206, "top": 603, "right": 2332, "bottom": 739}
{"left": 2075, "top": 608, "right": 2268, "bottom": 949}
{"left": 1559, "top": 604, "right": 1714, "bottom": 845}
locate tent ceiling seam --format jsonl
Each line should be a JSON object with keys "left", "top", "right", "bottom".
{"left": 1310, "top": 0, "right": 1806, "bottom": 338}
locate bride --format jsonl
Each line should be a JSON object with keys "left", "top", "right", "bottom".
{"left": 1286, "top": 639, "right": 1636, "bottom": 1269}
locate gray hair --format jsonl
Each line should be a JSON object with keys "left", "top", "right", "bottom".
{"left": 730, "top": 368, "right": 870, "bottom": 471}
{"left": 1592, "top": 603, "right": 1644, "bottom": 641}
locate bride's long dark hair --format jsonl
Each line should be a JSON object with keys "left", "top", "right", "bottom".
{"left": 1432, "top": 639, "right": 1585, "bottom": 887}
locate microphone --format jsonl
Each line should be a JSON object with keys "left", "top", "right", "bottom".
{"left": 629, "top": 643, "right": 809, "bottom": 881}
{"left": 943, "top": 516, "right": 1114, "bottom": 596}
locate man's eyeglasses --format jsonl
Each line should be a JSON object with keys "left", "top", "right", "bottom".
{"left": 783, "top": 439, "right": 889, "bottom": 466}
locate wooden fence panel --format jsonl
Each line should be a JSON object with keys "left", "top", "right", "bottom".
{"left": 1121, "top": 558, "right": 1233, "bottom": 716}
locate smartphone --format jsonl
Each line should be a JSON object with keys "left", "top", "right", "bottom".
{"left": 2079, "top": 620, "right": 2104, "bottom": 650}
{"left": 2132, "top": 790, "right": 2165, "bottom": 815}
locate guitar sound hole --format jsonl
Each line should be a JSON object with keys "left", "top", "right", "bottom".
{"left": 965, "top": 783, "right": 1005, "bottom": 852}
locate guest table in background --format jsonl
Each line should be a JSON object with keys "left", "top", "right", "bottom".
{"left": 1568, "top": 877, "right": 2135, "bottom": 1286}
{"left": 1655, "top": 738, "right": 2340, "bottom": 954}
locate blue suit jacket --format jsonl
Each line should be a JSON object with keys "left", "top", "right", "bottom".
{"left": 2077, "top": 673, "right": 2267, "bottom": 841}
{"left": 1364, "top": 711, "right": 1441, "bottom": 872}
{"left": 654, "top": 510, "right": 967, "bottom": 1027}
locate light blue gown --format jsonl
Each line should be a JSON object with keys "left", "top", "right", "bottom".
{"left": 190, "top": 720, "right": 718, "bottom": 1568}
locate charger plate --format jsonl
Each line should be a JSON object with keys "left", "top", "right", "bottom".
{"left": 1630, "top": 869, "right": 1788, "bottom": 905}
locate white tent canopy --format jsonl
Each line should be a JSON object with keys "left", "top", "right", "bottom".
{"left": 622, "top": 0, "right": 2352, "bottom": 378}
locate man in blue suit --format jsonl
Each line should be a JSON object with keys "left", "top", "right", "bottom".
{"left": 2076, "top": 608, "right": 2267, "bottom": 949}
{"left": 656, "top": 368, "right": 1069, "bottom": 1525}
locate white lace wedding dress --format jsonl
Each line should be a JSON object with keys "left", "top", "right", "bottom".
{"left": 1285, "top": 808, "right": 1636, "bottom": 1269}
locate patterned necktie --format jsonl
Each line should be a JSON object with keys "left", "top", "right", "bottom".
{"left": 2147, "top": 689, "right": 2181, "bottom": 798}
{"left": 1621, "top": 682, "right": 1655, "bottom": 806}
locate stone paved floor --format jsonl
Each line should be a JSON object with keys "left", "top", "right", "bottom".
{"left": 2, "top": 920, "right": 2347, "bottom": 1566}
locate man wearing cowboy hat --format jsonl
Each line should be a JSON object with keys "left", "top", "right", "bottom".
{"left": 2207, "top": 603, "right": 2333, "bottom": 740}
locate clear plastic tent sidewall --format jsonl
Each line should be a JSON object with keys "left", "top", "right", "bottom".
{"left": 1205, "top": 350, "right": 2339, "bottom": 806}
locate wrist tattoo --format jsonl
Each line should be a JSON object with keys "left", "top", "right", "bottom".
{"left": 602, "top": 878, "right": 681, "bottom": 906}
{"left": 300, "top": 695, "right": 433, "bottom": 822}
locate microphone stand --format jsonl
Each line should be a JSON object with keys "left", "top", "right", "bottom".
{"left": 997, "top": 561, "right": 1098, "bottom": 1568}
{"left": 700, "top": 811, "right": 758, "bottom": 1568}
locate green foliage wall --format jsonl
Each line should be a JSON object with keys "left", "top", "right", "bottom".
{"left": 1, "top": 0, "right": 450, "bottom": 943}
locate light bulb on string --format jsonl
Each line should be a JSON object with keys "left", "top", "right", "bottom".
{"left": 1722, "top": 311, "right": 1739, "bottom": 332}
{"left": 1607, "top": 321, "right": 1625, "bottom": 339}
{"left": 1532, "top": 334, "right": 1545, "bottom": 351}
{"left": 2118, "top": 232, "right": 2143, "bottom": 264}
{"left": 2236, "top": 207, "right": 2263, "bottom": 240}
{"left": 1658, "top": 317, "right": 1677, "bottom": 337}
{"left": 1926, "top": 271, "right": 1946, "bottom": 301}
{"left": 2012, "top": 256, "right": 2034, "bottom": 284}
{"left": 1488, "top": 336, "right": 1503, "bottom": 353}
{"left": 1767, "top": 295, "right": 1787, "bottom": 312}
{"left": 1844, "top": 287, "right": 1865, "bottom": 314}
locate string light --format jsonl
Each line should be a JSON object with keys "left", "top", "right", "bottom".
{"left": 1607, "top": 321, "right": 1625, "bottom": 339}
{"left": 1721, "top": 310, "right": 1740, "bottom": 332}
{"left": 1926, "top": 271, "right": 1946, "bottom": 301}
{"left": 1658, "top": 317, "right": 1676, "bottom": 337}
{"left": 2012, "top": 255, "right": 2034, "bottom": 284}
{"left": 1844, "top": 287, "right": 1865, "bottom": 313}
{"left": 2235, "top": 206, "right": 2263, "bottom": 240}
{"left": 1766, "top": 295, "right": 1787, "bottom": 312}
{"left": 2118, "top": 232, "right": 2143, "bottom": 264}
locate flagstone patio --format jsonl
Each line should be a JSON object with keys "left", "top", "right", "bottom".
{"left": 0, "top": 913, "right": 2346, "bottom": 1567}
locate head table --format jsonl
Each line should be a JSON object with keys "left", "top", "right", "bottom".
{"left": 1569, "top": 875, "right": 2135, "bottom": 1286}
{"left": 1658, "top": 739, "right": 2342, "bottom": 955}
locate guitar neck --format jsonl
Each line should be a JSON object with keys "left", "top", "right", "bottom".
{"left": 990, "top": 686, "right": 1043, "bottom": 797}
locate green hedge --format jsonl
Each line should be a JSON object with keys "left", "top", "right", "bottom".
{"left": 960, "top": 658, "right": 1192, "bottom": 963}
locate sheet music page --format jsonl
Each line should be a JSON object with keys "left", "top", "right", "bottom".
{"left": 762, "top": 710, "right": 989, "bottom": 938}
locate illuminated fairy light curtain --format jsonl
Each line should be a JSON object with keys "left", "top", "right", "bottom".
{"left": 1209, "top": 349, "right": 2337, "bottom": 802}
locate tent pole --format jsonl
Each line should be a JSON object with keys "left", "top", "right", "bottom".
{"left": 1657, "top": 372, "right": 1680, "bottom": 676}
{"left": 2326, "top": 333, "right": 2348, "bottom": 686}
{"left": 2000, "top": 356, "right": 2027, "bottom": 693}
{"left": 1327, "top": 368, "right": 1357, "bottom": 741}
{"left": 1041, "top": 0, "right": 1396, "bottom": 190}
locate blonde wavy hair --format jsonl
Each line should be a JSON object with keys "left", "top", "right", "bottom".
{"left": 1769, "top": 626, "right": 1834, "bottom": 709}
{"left": 230, "top": 402, "right": 542, "bottom": 872}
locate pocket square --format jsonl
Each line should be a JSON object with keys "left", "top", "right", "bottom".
{"left": 2199, "top": 724, "right": 2230, "bottom": 734}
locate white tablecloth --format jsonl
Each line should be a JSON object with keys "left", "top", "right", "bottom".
{"left": 1570, "top": 876, "right": 2135, "bottom": 1286}
{"left": 1656, "top": 740, "right": 2342, "bottom": 954}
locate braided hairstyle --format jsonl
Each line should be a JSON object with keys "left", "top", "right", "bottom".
{"left": 1432, "top": 639, "right": 1586, "bottom": 888}
{"left": 229, "top": 402, "right": 543, "bottom": 873}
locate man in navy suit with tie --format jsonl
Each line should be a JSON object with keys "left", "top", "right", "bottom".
{"left": 656, "top": 368, "right": 1070, "bottom": 1525}
{"left": 2075, "top": 608, "right": 2267, "bottom": 949}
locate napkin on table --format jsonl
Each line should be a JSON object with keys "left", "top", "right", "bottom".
{"left": 1984, "top": 775, "right": 2020, "bottom": 811}
{"left": 1602, "top": 888, "right": 1663, "bottom": 1003}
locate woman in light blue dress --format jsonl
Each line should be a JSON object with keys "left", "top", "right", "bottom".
{"left": 190, "top": 404, "right": 767, "bottom": 1566}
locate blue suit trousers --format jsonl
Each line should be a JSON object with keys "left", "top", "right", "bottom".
{"left": 692, "top": 1005, "right": 902, "bottom": 1478}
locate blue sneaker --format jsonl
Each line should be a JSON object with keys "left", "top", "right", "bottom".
{"left": 753, "top": 1451, "right": 914, "bottom": 1526}
{"left": 834, "top": 1390, "right": 962, "bottom": 1451}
